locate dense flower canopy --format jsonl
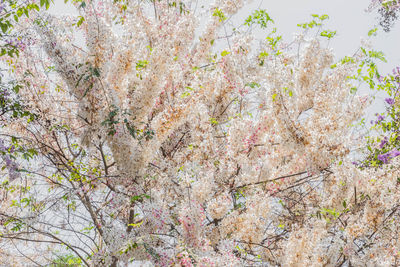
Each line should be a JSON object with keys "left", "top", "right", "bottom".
{"left": 0, "top": 0, "right": 400, "bottom": 266}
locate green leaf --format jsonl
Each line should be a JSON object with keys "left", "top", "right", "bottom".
{"left": 221, "top": 50, "right": 230, "bottom": 57}
{"left": 212, "top": 8, "right": 226, "bottom": 22}
{"left": 32, "top": 4, "right": 40, "bottom": 11}
{"left": 259, "top": 51, "right": 269, "bottom": 58}
{"left": 209, "top": 117, "right": 218, "bottom": 125}
{"left": 0, "top": 23, "right": 8, "bottom": 33}
{"left": 13, "top": 85, "right": 22, "bottom": 94}
{"left": 92, "top": 67, "right": 100, "bottom": 77}
{"left": 245, "top": 82, "right": 260, "bottom": 88}
{"left": 136, "top": 60, "right": 148, "bottom": 70}
{"left": 368, "top": 50, "right": 387, "bottom": 63}
{"left": 368, "top": 27, "right": 378, "bottom": 37}
{"left": 319, "top": 14, "right": 329, "bottom": 20}
{"left": 245, "top": 9, "right": 274, "bottom": 29}
{"left": 320, "top": 30, "right": 336, "bottom": 39}
{"left": 40, "top": 0, "right": 51, "bottom": 9}
{"left": 76, "top": 16, "right": 85, "bottom": 27}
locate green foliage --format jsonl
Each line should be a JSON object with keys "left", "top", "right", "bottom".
{"left": 212, "top": 8, "right": 227, "bottom": 22}
{"left": 168, "top": 1, "right": 189, "bottom": 14}
{"left": 368, "top": 27, "right": 378, "bottom": 37}
{"left": 315, "top": 207, "right": 342, "bottom": 223}
{"left": 136, "top": 60, "right": 148, "bottom": 71}
{"left": 101, "top": 105, "right": 119, "bottom": 136}
{"left": 209, "top": 117, "right": 218, "bottom": 125}
{"left": 362, "top": 47, "right": 387, "bottom": 63}
{"left": 135, "top": 60, "right": 149, "bottom": 79}
{"left": 330, "top": 47, "right": 386, "bottom": 93}
{"left": 119, "top": 241, "right": 138, "bottom": 255}
{"left": 381, "top": 0, "right": 399, "bottom": 9}
{"left": 180, "top": 86, "right": 194, "bottom": 98}
{"left": 282, "top": 86, "right": 293, "bottom": 97}
{"left": 245, "top": 9, "right": 274, "bottom": 29}
{"left": 0, "top": 84, "right": 37, "bottom": 122}
{"left": 50, "top": 254, "right": 83, "bottom": 266}
{"left": 124, "top": 118, "right": 155, "bottom": 141}
{"left": 0, "top": 0, "right": 52, "bottom": 127}
{"left": 355, "top": 48, "right": 386, "bottom": 90}
{"left": 221, "top": 50, "right": 230, "bottom": 57}
{"left": 101, "top": 105, "right": 155, "bottom": 141}
{"left": 39, "top": 0, "right": 51, "bottom": 10}
{"left": 297, "top": 14, "right": 329, "bottom": 29}
{"left": 64, "top": 0, "right": 86, "bottom": 9}
{"left": 245, "top": 82, "right": 260, "bottom": 89}
{"left": 354, "top": 59, "right": 400, "bottom": 168}
{"left": 73, "top": 16, "right": 85, "bottom": 27}
{"left": 4, "top": 218, "right": 26, "bottom": 232}
{"left": 74, "top": 62, "right": 101, "bottom": 96}
{"left": 130, "top": 193, "right": 151, "bottom": 203}
{"left": 265, "top": 28, "right": 282, "bottom": 57}
{"left": 258, "top": 51, "right": 269, "bottom": 66}
{"left": 320, "top": 30, "right": 336, "bottom": 39}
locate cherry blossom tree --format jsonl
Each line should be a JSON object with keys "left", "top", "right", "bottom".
{"left": 1, "top": 0, "right": 400, "bottom": 266}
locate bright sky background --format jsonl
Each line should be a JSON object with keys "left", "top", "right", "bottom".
{"left": 255, "top": 0, "right": 400, "bottom": 118}
{"left": 258, "top": 0, "right": 400, "bottom": 71}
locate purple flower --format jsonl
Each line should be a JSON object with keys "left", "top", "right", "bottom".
{"left": 378, "top": 152, "right": 391, "bottom": 164}
{"left": 378, "top": 148, "right": 400, "bottom": 164}
{"left": 390, "top": 149, "right": 400, "bottom": 158}
{"left": 385, "top": 98, "right": 395, "bottom": 105}
{"left": 5, "top": 157, "right": 12, "bottom": 165}
{"left": 379, "top": 137, "right": 388, "bottom": 149}
{"left": 373, "top": 114, "right": 385, "bottom": 124}
{"left": 0, "top": 138, "right": 20, "bottom": 181}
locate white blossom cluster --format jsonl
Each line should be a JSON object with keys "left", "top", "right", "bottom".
{"left": 1, "top": 0, "right": 399, "bottom": 266}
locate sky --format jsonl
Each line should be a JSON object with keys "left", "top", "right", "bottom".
{"left": 259, "top": 0, "right": 400, "bottom": 71}
{"left": 253, "top": 0, "right": 400, "bottom": 119}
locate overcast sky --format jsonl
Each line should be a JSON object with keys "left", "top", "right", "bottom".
{"left": 259, "top": 0, "right": 400, "bottom": 71}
